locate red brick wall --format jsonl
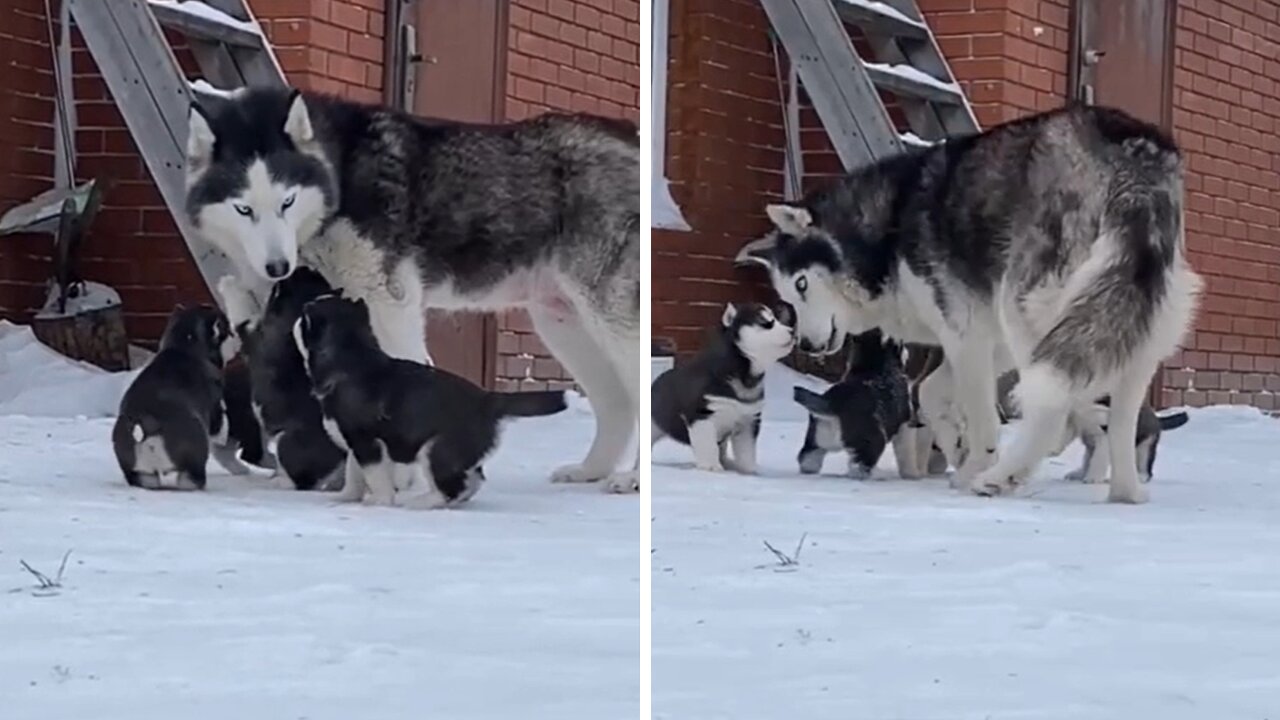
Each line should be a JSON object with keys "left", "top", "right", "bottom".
{"left": 653, "top": 0, "right": 1280, "bottom": 411}
{"left": 496, "top": 0, "right": 640, "bottom": 391}
{"left": 0, "top": 0, "right": 60, "bottom": 323}
{"left": 0, "top": 0, "right": 386, "bottom": 343}
{"left": 1164, "top": 0, "right": 1280, "bottom": 410}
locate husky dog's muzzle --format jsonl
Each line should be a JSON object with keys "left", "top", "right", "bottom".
{"left": 798, "top": 319, "right": 840, "bottom": 356}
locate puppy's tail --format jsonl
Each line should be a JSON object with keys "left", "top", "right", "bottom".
{"left": 491, "top": 390, "right": 568, "bottom": 419}
{"left": 792, "top": 386, "right": 831, "bottom": 416}
{"left": 1157, "top": 410, "right": 1189, "bottom": 431}
{"left": 128, "top": 414, "right": 165, "bottom": 442}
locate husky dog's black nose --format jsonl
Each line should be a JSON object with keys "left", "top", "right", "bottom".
{"left": 798, "top": 338, "right": 817, "bottom": 353}
{"left": 265, "top": 260, "right": 292, "bottom": 279}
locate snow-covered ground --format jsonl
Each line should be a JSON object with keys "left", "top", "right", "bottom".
{"left": 653, "top": 365, "right": 1280, "bottom": 720}
{"left": 0, "top": 325, "right": 639, "bottom": 719}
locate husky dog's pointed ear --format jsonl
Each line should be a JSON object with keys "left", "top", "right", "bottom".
{"left": 721, "top": 303, "right": 738, "bottom": 327}
{"left": 284, "top": 90, "right": 314, "bottom": 145}
{"left": 765, "top": 203, "right": 814, "bottom": 236}
{"left": 186, "top": 104, "right": 215, "bottom": 168}
{"left": 734, "top": 236, "right": 776, "bottom": 269}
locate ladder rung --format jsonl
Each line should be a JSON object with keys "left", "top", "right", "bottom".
{"left": 834, "top": 0, "right": 928, "bottom": 40}
{"left": 149, "top": 0, "right": 263, "bottom": 49}
{"left": 865, "top": 62, "right": 963, "bottom": 104}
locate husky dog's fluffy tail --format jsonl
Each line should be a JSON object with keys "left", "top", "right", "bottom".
{"left": 491, "top": 390, "right": 568, "bottom": 419}
{"left": 1158, "top": 410, "right": 1189, "bottom": 431}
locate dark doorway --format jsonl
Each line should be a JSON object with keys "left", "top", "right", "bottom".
{"left": 383, "top": 0, "right": 507, "bottom": 388}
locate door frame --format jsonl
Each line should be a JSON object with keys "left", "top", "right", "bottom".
{"left": 381, "top": 0, "right": 507, "bottom": 389}
{"left": 1068, "top": 0, "right": 1179, "bottom": 408}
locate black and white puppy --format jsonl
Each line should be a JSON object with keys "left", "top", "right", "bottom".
{"left": 112, "top": 305, "right": 245, "bottom": 490}
{"left": 651, "top": 302, "right": 795, "bottom": 473}
{"left": 293, "top": 295, "right": 568, "bottom": 508}
{"left": 793, "top": 329, "right": 914, "bottom": 478}
{"left": 218, "top": 269, "right": 346, "bottom": 491}
{"left": 1060, "top": 398, "right": 1190, "bottom": 484}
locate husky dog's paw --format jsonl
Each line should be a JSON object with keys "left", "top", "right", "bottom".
{"left": 1107, "top": 483, "right": 1149, "bottom": 505}
{"left": 602, "top": 471, "right": 640, "bottom": 494}
{"left": 694, "top": 460, "right": 725, "bottom": 473}
{"left": 550, "top": 463, "right": 607, "bottom": 484}
{"left": 1065, "top": 468, "right": 1107, "bottom": 484}
{"left": 269, "top": 473, "right": 299, "bottom": 490}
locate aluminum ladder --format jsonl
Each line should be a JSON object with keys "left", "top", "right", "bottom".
{"left": 761, "top": 0, "right": 981, "bottom": 169}
{"left": 67, "top": 0, "right": 287, "bottom": 304}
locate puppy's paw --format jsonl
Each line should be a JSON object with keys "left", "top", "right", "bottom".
{"left": 602, "top": 471, "right": 639, "bottom": 494}
{"left": 694, "top": 460, "right": 725, "bottom": 473}
{"left": 268, "top": 473, "right": 299, "bottom": 491}
{"left": 396, "top": 488, "right": 450, "bottom": 510}
{"left": 362, "top": 489, "right": 396, "bottom": 506}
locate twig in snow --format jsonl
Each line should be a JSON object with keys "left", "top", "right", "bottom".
{"left": 19, "top": 550, "right": 72, "bottom": 595}
{"left": 757, "top": 533, "right": 807, "bottom": 572}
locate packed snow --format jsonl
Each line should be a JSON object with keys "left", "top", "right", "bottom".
{"left": 147, "top": 0, "right": 260, "bottom": 34}
{"left": 653, "top": 364, "right": 1280, "bottom": 719}
{"left": 0, "top": 327, "right": 639, "bottom": 719}
{"left": 839, "top": 0, "right": 926, "bottom": 28}
{"left": 865, "top": 62, "right": 961, "bottom": 94}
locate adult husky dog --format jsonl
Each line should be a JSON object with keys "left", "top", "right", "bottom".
{"left": 184, "top": 87, "right": 640, "bottom": 492}
{"left": 737, "top": 105, "right": 1201, "bottom": 503}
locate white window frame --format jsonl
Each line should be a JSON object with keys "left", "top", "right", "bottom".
{"left": 651, "top": 0, "right": 690, "bottom": 231}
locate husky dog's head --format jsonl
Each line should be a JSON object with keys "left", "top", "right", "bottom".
{"left": 160, "top": 305, "right": 234, "bottom": 368}
{"left": 185, "top": 88, "right": 336, "bottom": 282}
{"left": 736, "top": 204, "right": 877, "bottom": 356}
{"left": 721, "top": 302, "right": 794, "bottom": 372}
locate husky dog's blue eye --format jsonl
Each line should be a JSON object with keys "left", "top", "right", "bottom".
{"left": 281, "top": 194, "right": 296, "bottom": 212}
{"left": 795, "top": 276, "right": 808, "bottom": 295}
{"left": 234, "top": 204, "right": 254, "bottom": 218}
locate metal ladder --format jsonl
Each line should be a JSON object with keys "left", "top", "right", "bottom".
{"left": 760, "top": 0, "right": 980, "bottom": 170}
{"left": 67, "top": 0, "right": 287, "bottom": 303}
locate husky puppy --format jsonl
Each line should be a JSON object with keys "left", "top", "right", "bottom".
{"left": 1055, "top": 398, "right": 1190, "bottom": 484}
{"left": 184, "top": 87, "right": 639, "bottom": 493}
{"left": 218, "top": 270, "right": 345, "bottom": 491}
{"left": 737, "top": 105, "right": 1202, "bottom": 503}
{"left": 293, "top": 295, "right": 569, "bottom": 508}
{"left": 112, "top": 306, "right": 245, "bottom": 490}
{"left": 651, "top": 303, "right": 795, "bottom": 473}
{"left": 793, "top": 329, "right": 915, "bottom": 478}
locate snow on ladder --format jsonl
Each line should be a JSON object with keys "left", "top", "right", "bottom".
{"left": 760, "top": 0, "right": 981, "bottom": 170}
{"left": 67, "top": 0, "right": 287, "bottom": 306}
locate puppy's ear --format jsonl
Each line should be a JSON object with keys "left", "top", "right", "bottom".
{"left": 734, "top": 236, "right": 776, "bottom": 269}
{"left": 765, "top": 203, "right": 813, "bottom": 235}
{"left": 773, "top": 302, "right": 796, "bottom": 328}
{"left": 792, "top": 386, "right": 832, "bottom": 416}
{"left": 721, "top": 303, "right": 738, "bottom": 327}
